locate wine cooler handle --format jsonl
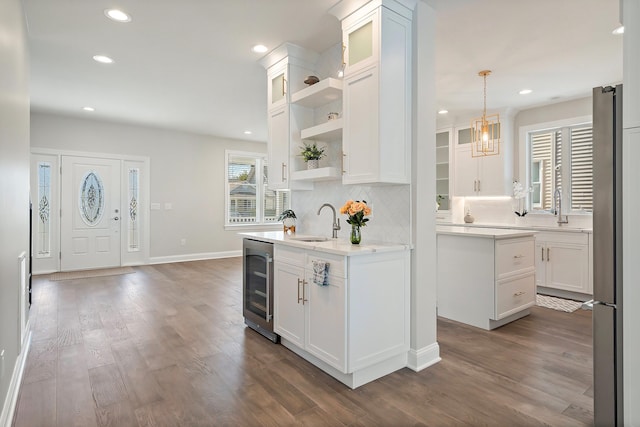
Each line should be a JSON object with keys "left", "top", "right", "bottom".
{"left": 266, "top": 256, "right": 272, "bottom": 322}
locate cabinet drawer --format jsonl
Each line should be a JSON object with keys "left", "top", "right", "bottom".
{"left": 495, "top": 238, "right": 535, "bottom": 278}
{"left": 495, "top": 273, "right": 535, "bottom": 320}
{"left": 275, "top": 245, "right": 305, "bottom": 266}
{"left": 306, "top": 250, "right": 346, "bottom": 278}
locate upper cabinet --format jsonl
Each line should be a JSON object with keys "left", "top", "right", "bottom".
{"left": 436, "top": 129, "right": 452, "bottom": 210}
{"left": 453, "top": 111, "right": 515, "bottom": 197}
{"left": 261, "top": 44, "right": 318, "bottom": 190}
{"left": 333, "top": 0, "right": 415, "bottom": 185}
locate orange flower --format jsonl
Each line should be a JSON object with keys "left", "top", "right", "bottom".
{"left": 340, "top": 200, "right": 353, "bottom": 214}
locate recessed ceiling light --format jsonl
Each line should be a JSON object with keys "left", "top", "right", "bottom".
{"left": 244, "top": 130, "right": 253, "bottom": 135}
{"left": 519, "top": 89, "right": 533, "bottom": 95}
{"left": 438, "top": 109, "right": 448, "bottom": 114}
{"left": 82, "top": 106, "right": 95, "bottom": 112}
{"left": 251, "top": 44, "right": 268, "bottom": 53}
{"left": 104, "top": 9, "right": 131, "bottom": 23}
{"left": 93, "top": 55, "right": 114, "bottom": 64}
{"left": 612, "top": 25, "right": 624, "bottom": 35}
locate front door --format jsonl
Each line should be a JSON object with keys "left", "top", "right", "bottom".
{"left": 61, "top": 156, "right": 121, "bottom": 271}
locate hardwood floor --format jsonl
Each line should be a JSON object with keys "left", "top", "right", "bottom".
{"left": 14, "top": 258, "right": 593, "bottom": 426}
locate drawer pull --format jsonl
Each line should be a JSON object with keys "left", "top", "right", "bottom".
{"left": 297, "top": 278, "right": 302, "bottom": 303}
{"left": 513, "top": 254, "right": 524, "bottom": 259}
{"left": 513, "top": 291, "right": 526, "bottom": 297}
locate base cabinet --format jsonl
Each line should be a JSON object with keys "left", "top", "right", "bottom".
{"left": 437, "top": 233, "right": 536, "bottom": 330}
{"left": 534, "top": 231, "right": 591, "bottom": 295}
{"left": 274, "top": 245, "right": 410, "bottom": 388}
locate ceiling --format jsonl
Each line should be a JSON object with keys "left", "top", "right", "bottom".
{"left": 23, "top": 0, "right": 622, "bottom": 142}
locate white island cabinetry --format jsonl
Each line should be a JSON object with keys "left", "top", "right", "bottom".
{"left": 244, "top": 232, "right": 410, "bottom": 389}
{"left": 437, "top": 226, "right": 536, "bottom": 330}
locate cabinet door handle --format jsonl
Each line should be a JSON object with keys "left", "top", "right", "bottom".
{"left": 281, "top": 162, "right": 286, "bottom": 182}
{"left": 297, "top": 278, "right": 302, "bottom": 303}
{"left": 513, "top": 254, "right": 524, "bottom": 259}
{"left": 547, "top": 248, "right": 550, "bottom": 262}
{"left": 302, "top": 279, "right": 308, "bottom": 304}
{"left": 541, "top": 247, "right": 544, "bottom": 261}
{"left": 282, "top": 76, "right": 286, "bottom": 96}
{"left": 342, "top": 152, "right": 346, "bottom": 175}
{"left": 514, "top": 291, "right": 525, "bottom": 297}
{"left": 477, "top": 179, "right": 481, "bottom": 192}
{"left": 473, "top": 179, "right": 477, "bottom": 192}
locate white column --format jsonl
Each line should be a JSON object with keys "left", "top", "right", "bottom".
{"left": 623, "top": 0, "right": 640, "bottom": 424}
{"left": 408, "top": 0, "right": 440, "bottom": 371}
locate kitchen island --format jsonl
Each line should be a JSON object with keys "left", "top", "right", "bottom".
{"left": 436, "top": 226, "right": 537, "bottom": 330}
{"left": 241, "top": 232, "right": 411, "bottom": 388}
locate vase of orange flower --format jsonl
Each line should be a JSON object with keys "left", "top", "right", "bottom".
{"left": 340, "top": 199, "right": 371, "bottom": 245}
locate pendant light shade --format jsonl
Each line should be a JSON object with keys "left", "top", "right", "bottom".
{"left": 471, "top": 70, "right": 500, "bottom": 157}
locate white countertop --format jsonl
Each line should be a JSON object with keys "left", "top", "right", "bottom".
{"left": 240, "top": 231, "right": 410, "bottom": 256}
{"left": 437, "top": 222, "right": 592, "bottom": 234}
{"left": 436, "top": 225, "right": 537, "bottom": 239}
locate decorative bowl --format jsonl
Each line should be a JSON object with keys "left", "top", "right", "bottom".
{"left": 304, "top": 75, "right": 320, "bottom": 85}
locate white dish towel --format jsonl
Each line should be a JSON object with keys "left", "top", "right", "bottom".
{"left": 312, "top": 260, "right": 329, "bottom": 286}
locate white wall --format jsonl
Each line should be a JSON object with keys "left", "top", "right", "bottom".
{"left": 0, "top": 0, "right": 30, "bottom": 423}
{"left": 30, "top": 112, "right": 270, "bottom": 262}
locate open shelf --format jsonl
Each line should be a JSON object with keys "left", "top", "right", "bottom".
{"left": 301, "top": 118, "right": 343, "bottom": 141}
{"left": 291, "top": 78, "right": 343, "bottom": 108}
{"left": 291, "top": 167, "right": 342, "bottom": 182}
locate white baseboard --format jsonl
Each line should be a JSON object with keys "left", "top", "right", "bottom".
{"left": 1, "top": 331, "right": 31, "bottom": 427}
{"left": 150, "top": 250, "right": 241, "bottom": 265}
{"left": 407, "top": 342, "right": 441, "bottom": 372}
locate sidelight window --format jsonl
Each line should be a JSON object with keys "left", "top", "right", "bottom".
{"left": 37, "top": 162, "right": 52, "bottom": 257}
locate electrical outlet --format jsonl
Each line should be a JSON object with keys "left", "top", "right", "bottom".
{"left": 180, "top": 238, "right": 186, "bottom": 246}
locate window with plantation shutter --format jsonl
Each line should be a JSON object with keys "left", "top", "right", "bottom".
{"left": 226, "top": 151, "right": 290, "bottom": 226}
{"left": 570, "top": 126, "right": 593, "bottom": 211}
{"left": 527, "top": 123, "right": 592, "bottom": 214}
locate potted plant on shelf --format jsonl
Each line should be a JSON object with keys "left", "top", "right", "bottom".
{"left": 300, "top": 142, "right": 326, "bottom": 170}
{"left": 277, "top": 209, "right": 297, "bottom": 234}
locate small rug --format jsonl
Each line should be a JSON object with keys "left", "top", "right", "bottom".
{"left": 536, "top": 294, "right": 583, "bottom": 313}
{"left": 48, "top": 266, "right": 135, "bottom": 281}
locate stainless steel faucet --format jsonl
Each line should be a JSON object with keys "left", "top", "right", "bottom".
{"left": 317, "top": 203, "right": 341, "bottom": 238}
{"left": 553, "top": 188, "right": 569, "bottom": 224}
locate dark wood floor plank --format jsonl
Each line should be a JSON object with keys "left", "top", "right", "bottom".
{"left": 89, "top": 363, "right": 130, "bottom": 408}
{"left": 16, "top": 258, "right": 594, "bottom": 427}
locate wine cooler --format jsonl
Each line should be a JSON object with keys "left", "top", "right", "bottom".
{"left": 242, "top": 238, "right": 278, "bottom": 342}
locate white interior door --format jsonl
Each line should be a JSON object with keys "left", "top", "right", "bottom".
{"left": 61, "top": 156, "right": 121, "bottom": 271}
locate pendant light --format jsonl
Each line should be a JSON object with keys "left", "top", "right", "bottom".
{"left": 471, "top": 70, "right": 500, "bottom": 157}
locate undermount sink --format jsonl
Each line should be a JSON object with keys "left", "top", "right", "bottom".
{"left": 289, "top": 236, "right": 329, "bottom": 242}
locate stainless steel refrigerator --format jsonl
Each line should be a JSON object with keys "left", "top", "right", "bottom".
{"left": 592, "top": 84, "right": 623, "bottom": 426}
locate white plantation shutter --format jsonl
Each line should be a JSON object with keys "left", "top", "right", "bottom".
{"left": 570, "top": 126, "right": 593, "bottom": 212}
{"left": 528, "top": 123, "right": 592, "bottom": 213}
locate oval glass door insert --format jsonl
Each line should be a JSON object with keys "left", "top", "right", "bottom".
{"left": 79, "top": 171, "right": 105, "bottom": 226}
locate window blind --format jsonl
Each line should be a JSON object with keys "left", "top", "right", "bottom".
{"left": 570, "top": 126, "right": 593, "bottom": 212}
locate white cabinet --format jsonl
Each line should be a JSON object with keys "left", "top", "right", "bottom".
{"left": 273, "top": 244, "right": 410, "bottom": 388}
{"left": 436, "top": 129, "right": 451, "bottom": 211}
{"left": 535, "top": 231, "right": 591, "bottom": 295}
{"left": 261, "top": 44, "right": 318, "bottom": 191}
{"left": 453, "top": 116, "right": 514, "bottom": 197}
{"left": 437, "top": 231, "right": 536, "bottom": 330}
{"left": 274, "top": 246, "right": 346, "bottom": 371}
{"left": 338, "top": 1, "right": 413, "bottom": 185}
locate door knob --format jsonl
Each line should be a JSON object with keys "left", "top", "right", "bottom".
{"left": 113, "top": 216, "right": 119, "bottom": 221}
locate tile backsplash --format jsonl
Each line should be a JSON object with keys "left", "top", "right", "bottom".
{"left": 292, "top": 182, "right": 411, "bottom": 244}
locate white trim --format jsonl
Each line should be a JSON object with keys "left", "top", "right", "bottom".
{"left": 150, "top": 251, "right": 241, "bottom": 265}
{"left": 406, "top": 342, "right": 441, "bottom": 372}
{"left": 0, "top": 331, "right": 31, "bottom": 427}
{"left": 31, "top": 147, "right": 148, "bottom": 163}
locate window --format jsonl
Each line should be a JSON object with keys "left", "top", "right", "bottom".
{"left": 527, "top": 123, "right": 593, "bottom": 213}
{"left": 225, "top": 151, "right": 290, "bottom": 226}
